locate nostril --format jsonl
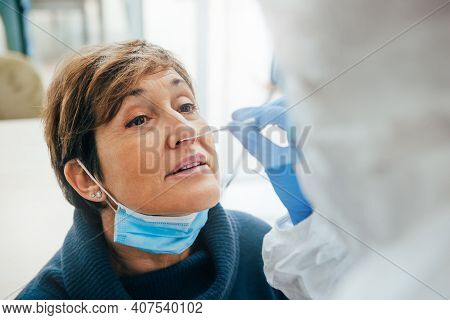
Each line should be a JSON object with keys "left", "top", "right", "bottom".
{"left": 176, "top": 136, "right": 196, "bottom": 146}
{"left": 173, "top": 125, "right": 197, "bottom": 147}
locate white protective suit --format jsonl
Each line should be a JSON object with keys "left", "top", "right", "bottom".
{"left": 260, "top": 0, "right": 450, "bottom": 299}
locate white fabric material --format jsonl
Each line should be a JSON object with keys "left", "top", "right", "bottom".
{"left": 263, "top": 214, "right": 349, "bottom": 299}
{"left": 260, "top": 0, "right": 450, "bottom": 299}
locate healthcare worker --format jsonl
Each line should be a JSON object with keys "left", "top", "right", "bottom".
{"left": 236, "top": 0, "right": 450, "bottom": 299}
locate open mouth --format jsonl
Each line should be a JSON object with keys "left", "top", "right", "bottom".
{"left": 167, "top": 153, "right": 208, "bottom": 177}
{"left": 169, "top": 161, "right": 206, "bottom": 175}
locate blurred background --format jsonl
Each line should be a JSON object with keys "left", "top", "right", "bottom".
{"left": 0, "top": 0, "right": 287, "bottom": 298}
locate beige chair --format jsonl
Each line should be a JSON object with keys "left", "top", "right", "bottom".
{"left": 0, "top": 52, "right": 43, "bottom": 119}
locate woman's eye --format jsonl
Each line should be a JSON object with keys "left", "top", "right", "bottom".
{"left": 179, "top": 103, "right": 198, "bottom": 113}
{"left": 126, "top": 115, "right": 148, "bottom": 128}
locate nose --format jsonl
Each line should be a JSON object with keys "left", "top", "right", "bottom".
{"left": 166, "top": 117, "right": 197, "bottom": 149}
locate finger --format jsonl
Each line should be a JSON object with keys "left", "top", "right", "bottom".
{"left": 228, "top": 122, "right": 294, "bottom": 168}
{"left": 255, "top": 106, "right": 289, "bottom": 131}
{"left": 232, "top": 106, "right": 288, "bottom": 130}
{"left": 231, "top": 107, "right": 262, "bottom": 122}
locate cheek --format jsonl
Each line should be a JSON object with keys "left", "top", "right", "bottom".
{"left": 96, "top": 130, "right": 163, "bottom": 203}
{"left": 139, "top": 129, "right": 166, "bottom": 176}
{"left": 99, "top": 138, "right": 139, "bottom": 176}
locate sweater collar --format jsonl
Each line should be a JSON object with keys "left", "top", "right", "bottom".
{"left": 61, "top": 203, "right": 240, "bottom": 299}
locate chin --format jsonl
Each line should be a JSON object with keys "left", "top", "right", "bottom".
{"left": 186, "top": 186, "right": 220, "bottom": 212}
{"left": 140, "top": 174, "right": 221, "bottom": 215}
{"left": 174, "top": 180, "right": 221, "bottom": 213}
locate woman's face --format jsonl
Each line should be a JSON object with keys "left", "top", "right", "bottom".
{"left": 95, "top": 68, "right": 220, "bottom": 215}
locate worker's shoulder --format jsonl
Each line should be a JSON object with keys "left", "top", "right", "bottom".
{"left": 15, "top": 250, "right": 68, "bottom": 300}
{"left": 225, "top": 209, "right": 271, "bottom": 241}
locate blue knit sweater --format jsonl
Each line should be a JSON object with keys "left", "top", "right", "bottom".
{"left": 16, "top": 203, "right": 286, "bottom": 300}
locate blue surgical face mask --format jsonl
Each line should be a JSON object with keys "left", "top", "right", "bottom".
{"left": 76, "top": 159, "right": 209, "bottom": 254}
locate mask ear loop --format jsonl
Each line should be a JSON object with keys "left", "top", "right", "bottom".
{"left": 75, "top": 159, "right": 119, "bottom": 212}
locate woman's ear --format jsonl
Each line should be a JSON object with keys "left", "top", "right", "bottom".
{"left": 64, "top": 159, "right": 106, "bottom": 203}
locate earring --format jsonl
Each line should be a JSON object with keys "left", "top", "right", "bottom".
{"left": 90, "top": 190, "right": 102, "bottom": 199}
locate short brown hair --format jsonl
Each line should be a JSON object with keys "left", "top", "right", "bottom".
{"left": 43, "top": 40, "right": 194, "bottom": 212}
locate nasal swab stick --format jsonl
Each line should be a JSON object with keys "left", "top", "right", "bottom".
{"left": 177, "top": 118, "right": 257, "bottom": 144}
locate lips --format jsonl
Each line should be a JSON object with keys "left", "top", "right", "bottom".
{"left": 167, "top": 153, "right": 207, "bottom": 177}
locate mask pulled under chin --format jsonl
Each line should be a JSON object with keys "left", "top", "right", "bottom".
{"left": 113, "top": 204, "right": 209, "bottom": 255}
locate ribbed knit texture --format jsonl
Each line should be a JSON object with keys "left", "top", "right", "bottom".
{"left": 16, "top": 203, "right": 286, "bottom": 300}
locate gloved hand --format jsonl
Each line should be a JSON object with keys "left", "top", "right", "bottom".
{"left": 228, "top": 97, "right": 313, "bottom": 225}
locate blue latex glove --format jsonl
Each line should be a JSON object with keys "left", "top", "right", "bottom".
{"left": 228, "top": 98, "right": 313, "bottom": 225}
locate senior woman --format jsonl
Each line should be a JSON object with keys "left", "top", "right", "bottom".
{"left": 16, "top": 40, "right": 286, "bottom": 300}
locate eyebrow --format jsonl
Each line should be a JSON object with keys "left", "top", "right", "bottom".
{"left": 128, "top": 88, "right": 144, "bottom": 97}
{"left": 170, "top": 78, "right": 187, "bottom": 87}
{"left": 125, "top": 78, "right": 188, "bottom": 99}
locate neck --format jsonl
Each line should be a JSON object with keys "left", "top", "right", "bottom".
{"left": 100, "top": 207, "right": 191, "bottom": 276}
